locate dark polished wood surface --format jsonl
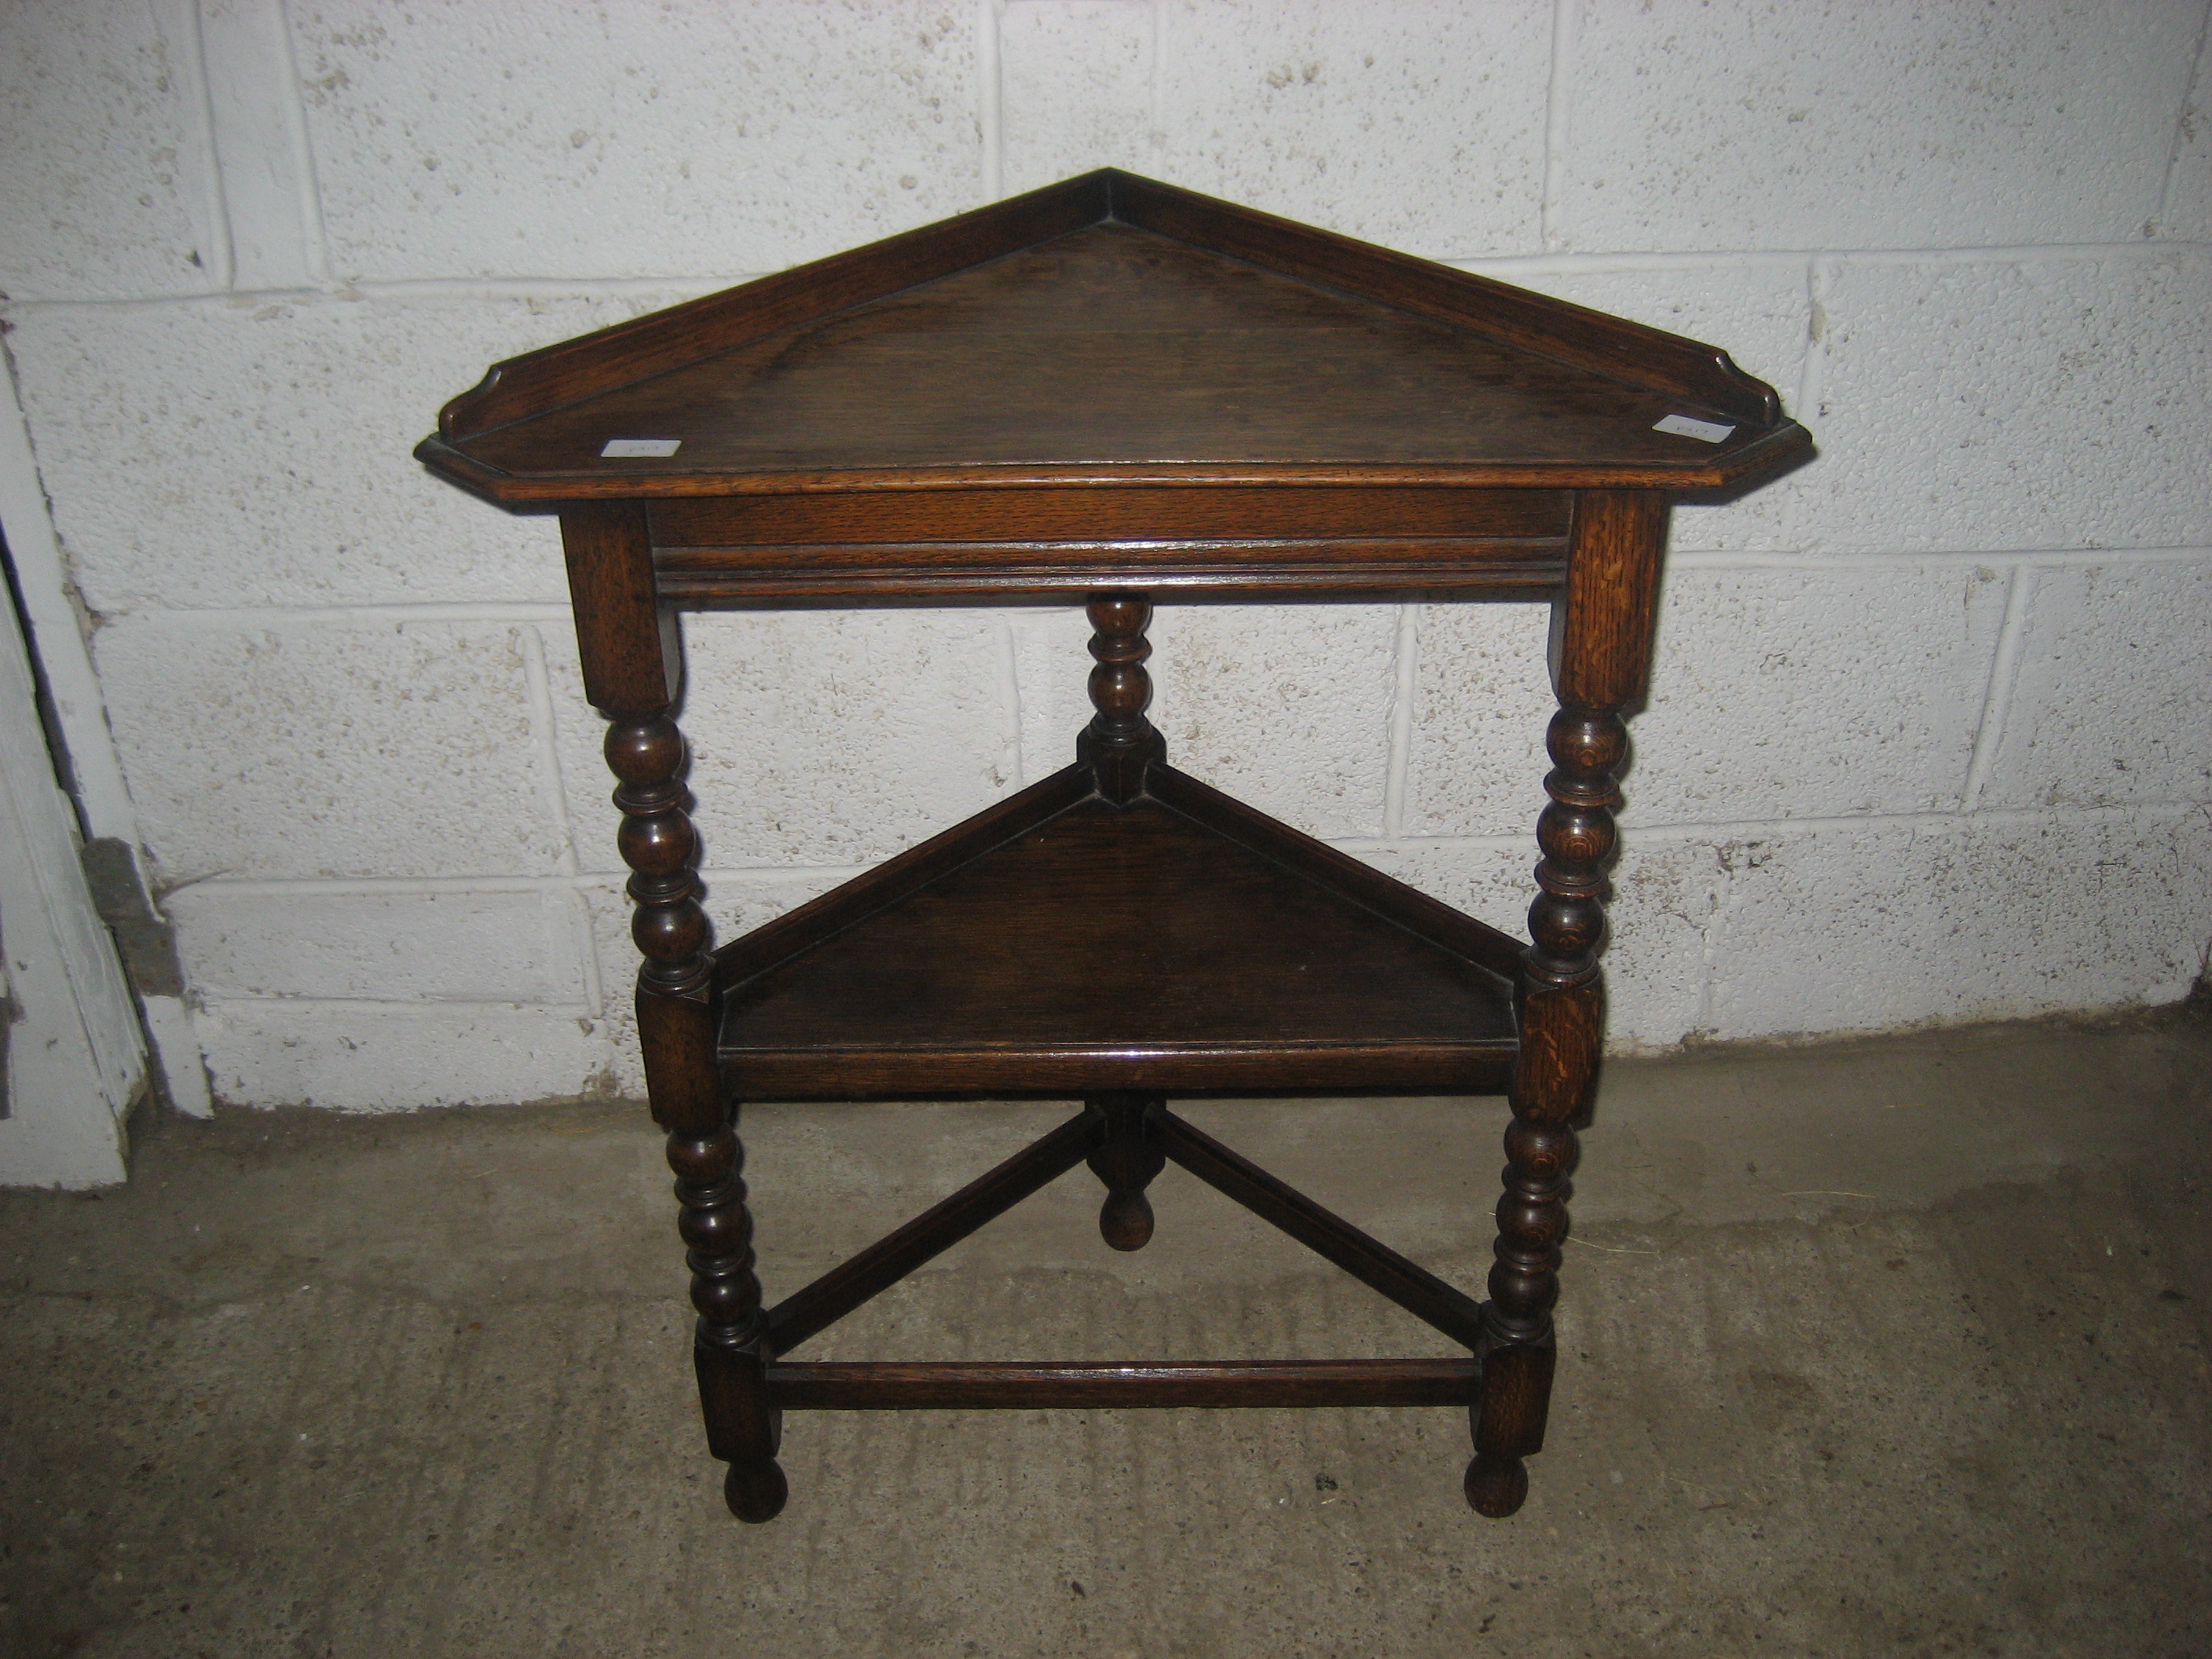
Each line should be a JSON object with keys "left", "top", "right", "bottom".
{"left": 768, "top": 1360, "right": 1483, "bottom": 1412}
{"left": 417, "top": 170, "right": 1809, "bottom": 502}
{"left": 720, "top": 771, "right": 1517, "bottom": 1099}
{"left": 452, "top": 223, "right": 1771, "bottom": 482}
{"left": 647, "top": 483, "right": 1573, "bottom": 604}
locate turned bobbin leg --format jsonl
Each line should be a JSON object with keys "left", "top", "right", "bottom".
{"left": 676, "top": 1104, "right": 786, "bottom": 1524}
{"left": 1468, "top": 490, "right": 1668, "bottom": 1518}
{"left": 1087, "top": 1092, "right": 1167, "bottom": 1251}
{"left": 562, "top": 504, "right": 784, "bottom": 1523}
{"left": 1076, "top": 592, "right": 1164, "bottom": 802}
{"left": 613, "top": 716, "right": 783, "bottom": 1522}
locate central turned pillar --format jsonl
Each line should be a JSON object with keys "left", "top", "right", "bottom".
{"left": 1077, "top": 593, "right": 1165, "bottom": 804}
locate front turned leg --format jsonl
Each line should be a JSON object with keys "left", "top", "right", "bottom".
{"left": 609, "top": 711, "right": 785, "bottom": 1522}
{"left": 1468, "top": 488, "right": 1661, "bottom": 1518}
{"left": 1466, "top": 705, "right": 1614, "bottom": 1518}
{"left": 676, "top": 1102, "right": 785, "bottom": 1523}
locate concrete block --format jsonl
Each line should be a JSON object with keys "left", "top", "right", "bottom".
{"left": 1004, "top": 0, "right": 1550, "bottom": 256}
{"left": 1402, "top": 601, "right": 1555, "bottom": 838}
{"left": 289, "top": 0, "right": 981, "bottom": 282}
{"left": 1705, "top": 810, "right": 2212, "bottom": 1040}
{"left": 8, "top": 291, "right": 691, "bottom": 610}
{"left": 194, "top": 1000, "right": 616, "bottom": 1110}
{"left": 1983, "top": 560, "right": 2212, "bottom": 811}
{"left": 166, "top": 885, "right": 585, "bottom": 1003}
{"left": 1368, "top": 835, "right": 1719, "bottom": 1049}
{"left": 1599, "top": 836, "right": 1733, "bottom": 1049}
{"left": 1000, "top": 1, "right": 1155, "bottom": 193}
{"left": 0, "top": 0, "right": 217, "bottom": 300}
{"left": 1478, "top": 262, "right": 1814, "bottom": 551}
{"left": 1556, "top": 0, "right": 2199, "bottom": 251}
{"left": 201, "top": 0, "right": 324, "bottom": 291}
{"left": 1803, "top": 254, "right": 2212, "bottom": 554}
{"left": 579, "top": 880, "right": 646, "bottom": 1099}
{"left": 2163, "top": 42, "right": 2212, "bottom": 241}
{"left": 1629, "top": 563, "right": 2009, "bottom": 824}
{"left": 93, "top": 616, "right": 568, "bottom": 887}
{"left": 544, "top": 610, "right": 1017, "bottom": 873}
{"left": 1008, "top": 605, "right": 1098, "bottom": 786}
{"left": 1148, "top": 602, "right": 1398, "bottom": 840}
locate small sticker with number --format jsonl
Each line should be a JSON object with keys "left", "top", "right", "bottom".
{"left": 600, "top": 438, "right": 682, "bottom": 458}
{"left": 1653, "top": 414, "right": 1734, "bottom": 444}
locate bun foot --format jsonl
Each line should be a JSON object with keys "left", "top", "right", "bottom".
{"left": 723, "top": 1458, "right": 789, "bottom": 1523}
{"left": 1098, "top": 1189, "right": 1155, "bottom": 1251}
{"left": 1463, "top": 1453, "right": 1528, "bottom": 1518}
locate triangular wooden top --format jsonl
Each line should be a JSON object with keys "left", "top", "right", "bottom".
{"left": 418, "top": 171, "right": 1809, "bottom": 502}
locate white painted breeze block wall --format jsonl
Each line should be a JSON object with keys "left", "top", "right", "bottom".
{"left": 2, "top": 0, "right": 2207, "bottom": 1111}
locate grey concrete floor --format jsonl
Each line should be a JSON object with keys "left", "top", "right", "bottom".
{"left": 3, "top": 1013, "right": 2209, "bottom": 1658}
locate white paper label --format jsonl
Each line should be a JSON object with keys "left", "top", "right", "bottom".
{"left": 1653, "top": 413, "right": 1735, "bottom": 444}
{"left": 599, "top": 438, "right": 682, "bottom": 458}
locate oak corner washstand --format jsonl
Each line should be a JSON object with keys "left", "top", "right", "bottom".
{"left": 416, "top": 168, "right": 1811, "bottom": 1524}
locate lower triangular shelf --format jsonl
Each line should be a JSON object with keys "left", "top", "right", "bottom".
{"left": 716, "top": 762, "right": 1522, "bottom": 1098}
